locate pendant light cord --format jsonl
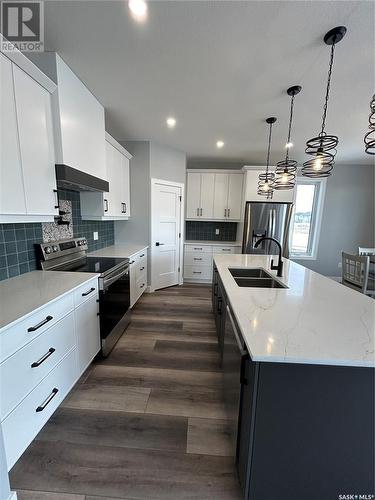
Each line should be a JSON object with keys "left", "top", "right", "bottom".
{"left": 265, "top": 121, "right": 273, "bottom": 177}
{"left": 321, "top": 43, "right": 335, "bottom": 136}
{"left": 285, "top": 94, "right": 295, "bottom": 162}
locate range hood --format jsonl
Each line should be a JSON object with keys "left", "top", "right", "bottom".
{"left": 55, "top": 164, "right": 109, "bottom": 192}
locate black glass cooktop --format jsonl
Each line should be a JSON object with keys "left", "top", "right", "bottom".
{"left": 56, "top": 256, "right": 128, "bottom": 275}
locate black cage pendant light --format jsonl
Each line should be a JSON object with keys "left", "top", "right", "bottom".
{"left": 274, "top": 85, "right": 302, "bottom": 190}
{"left": 302, "top": 26, "right": 347, "bottom": 178}
{"left": 258, "top": 117, "right": 277, "bottom": 199}
{"left": 364, "top": 94, "right": 375, "bottom": 155}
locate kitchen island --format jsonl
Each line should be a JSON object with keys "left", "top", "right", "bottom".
{"left": 213, "top": 254, "right": 374, "bottom": 500}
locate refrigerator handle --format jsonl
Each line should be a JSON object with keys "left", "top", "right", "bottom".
{"left": 271, "top": 208, "right": 276, "bottom": 238}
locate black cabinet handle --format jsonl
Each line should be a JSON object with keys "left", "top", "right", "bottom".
{"left": 104, "top": 199, "right": 108, "bottom": 212}
{"left": 194, "top": 247, "right": 203, "bottom": 250}
{"left": 140, "top": 254, "right": 145, "bottom": 257}
{"left": 53, "top": 189, "right": 59, "bottom": 209}
{"left": 194, "top": 258, "right": 202, "bottom": 261}
{"left": 155, "top": 243, "right": 165, "bottom": 247}
{"left": 31, "top": 348, "right": 56, "bottom": 368}
{"left": 140, "top": 266, "right": 145, "bottom": 271}
{"left": 217, "top": 297, "right": 222, "bottom": 315}
{"left": 36, "top": 388, "right": 59, "bottom": 412}
{"left": 124, "top": 202, "right": 127, "bottom": 213}
{"left": 193, "top": 271, "right": 202, "bottom": 274}
{"left": 82, "top": 287, "right": 95, "bottom": 297}
{"left": 28, "top": 315, "right": 53, "bottom": 332}
{"left": 240, "top": 353, "right": 249, "bottom": 385}
{"left": 140, "top": 283, "right": 145, "bottom": 288}
{"left": 130, "top": 260, "right": 135, "bottom": 264}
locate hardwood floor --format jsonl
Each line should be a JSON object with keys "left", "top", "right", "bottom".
{"left": 10, "top": 284, "right": 241, "bottom": 500}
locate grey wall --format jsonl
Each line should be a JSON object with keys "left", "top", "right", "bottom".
{"left": 294, "top": 165, "right": 375, "bottom": 276}
{"left": 150, "top": 142, "right": 186, "bottom": 183}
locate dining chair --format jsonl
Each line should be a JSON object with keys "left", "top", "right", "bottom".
{"left": 341, "top": 252, "right": 374, "bottom": 296}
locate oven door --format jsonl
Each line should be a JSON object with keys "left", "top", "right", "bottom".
{"left": 99, "top": 265, "right": 131, "bottom": 356}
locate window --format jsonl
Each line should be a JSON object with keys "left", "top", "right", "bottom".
{"left": 289, "top": 178, "right": 326, "bottom": 259}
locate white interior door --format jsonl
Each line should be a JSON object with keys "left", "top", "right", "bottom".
{"left": 151, "top": 180, "right": 182, "bottom": 291}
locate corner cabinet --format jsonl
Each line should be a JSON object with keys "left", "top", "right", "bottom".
{"left": 186, "top": 170, "right": 244, "bottom": 221}
{"left": 80, "top": 133, "right": 132, "bottom": 221}
{"left": 0, "top": 52, "right": 58, "bottom": 224}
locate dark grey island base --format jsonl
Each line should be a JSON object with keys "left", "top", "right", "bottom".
{"left": 238, "top": 359, "right": 374, "bottom": 500}
{"left": 212, "top": 267, "right": 375, "bottom": 500}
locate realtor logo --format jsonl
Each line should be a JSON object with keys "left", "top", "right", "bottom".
{"left": 1, "top": 1, "right": 44, "bottom": 52}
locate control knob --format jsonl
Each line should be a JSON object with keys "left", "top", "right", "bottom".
{"left": 44, "top": 246, "right": 52, "bottom": 254}
{"left": 52, "top": 245, "right": 59, "bottom": 252}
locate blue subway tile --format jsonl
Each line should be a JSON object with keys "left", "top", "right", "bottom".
{"left": 0, "top": 268, "right": 9, "bottom": 281}
{"left": 19, "top": 262, "right": 29, "bottom": 274}
{"left": 5, "top": 242, "right": 16, "bottom": 254}
{"left": 4, "top": 230, "right": 16, "bottom": 242}
{"left": 8, "top": 265, "right": 20, "bottom": 278}
{"left": 6, "top": 254, "right": 18, "bottom": 266}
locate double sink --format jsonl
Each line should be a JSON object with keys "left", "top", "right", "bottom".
{"left": 229, "top": 267, "right": 288, "bottom": 289}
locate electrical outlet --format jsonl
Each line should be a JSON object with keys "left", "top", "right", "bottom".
{"left": 93, "top": 231, "right": 99, "bottom": 241}
{"left": 215, "top": 228, "right": 220, "bottom": 235}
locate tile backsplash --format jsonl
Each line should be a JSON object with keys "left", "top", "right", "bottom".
{"left": 185, "top": 221, "right": 237, "bottom": 241}
{"left": 0, "top": 189, "right": 115, "bottom": 282}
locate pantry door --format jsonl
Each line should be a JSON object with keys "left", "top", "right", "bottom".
{"left": 151, "top": 179, "right": 184, "bottom": 291}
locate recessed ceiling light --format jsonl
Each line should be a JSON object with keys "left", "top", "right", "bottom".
{"left": 166, "top": 117, "right": 176, "bottom": 128}
{"left": 216, "top": 140, "right": 224, "bottom": 149}
{"left": 128, "top": 0, "right": 147, "bottom": 22}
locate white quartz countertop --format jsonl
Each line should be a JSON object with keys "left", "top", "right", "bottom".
{"left": 185, "top": 240, "right": 242, "bottom": 246}
{"left": 214, "top": 254, "right": 375, "bottom": 368}
{"left": 0, "top": 270, "right": 99, "bottom": 331}
{"left": 89, "top": 244, "right": 148, "bottom": 259}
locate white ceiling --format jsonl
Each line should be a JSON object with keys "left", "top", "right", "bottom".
{"left": 43, "top": 0, "right": 374, "bottom": 166}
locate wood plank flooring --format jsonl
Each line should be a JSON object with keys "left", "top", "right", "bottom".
{"left": 10, "top": 284, "right": 241, "bottom": 500}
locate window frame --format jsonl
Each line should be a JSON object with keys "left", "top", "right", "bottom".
{"left": 289, "top": 177, "right": 327, "bottom": 261}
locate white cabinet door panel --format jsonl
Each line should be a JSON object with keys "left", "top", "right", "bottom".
{"left": 75, "top": 295, "right": 100, "bottom": 374}
{"left": 13, "top": 65, "right": 57, "bottom": 216}
{"left": 200, "top": 173, "right": 215, "bottom": 219}
{"left": 227, "top": 173, "right": 243, "bottom": 219}
{"left": 120, "top": 154, "right": 130, "bottom": 217}
{"left": 186, "top": 172, "right": 201, "bottom": 219}
{"left": 0, "top": 54, "right": 26, "bottom": 215}
{"left": 213, "top": 173, "right": 228, "bottom": 219}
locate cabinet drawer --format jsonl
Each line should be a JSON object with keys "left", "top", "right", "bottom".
{"left": 184, "top": 265, "right": 212, "bottom": 280}
{"left": 0, "top": 311, "right": 75, "bottom": 421}
{"left": 2, "top": 348, "right": 77, "bottom": 470}
{"left": 185, "top": 244, "right": 212, "bottom": 253}
{"left": 136, "top": 275, "right": 147, "bottom": 293}
{"left": 73, "top": 277, "right": 99, "bottom": 308}
{"left": 213, "top": 246, "right": 237, "bottom": 254}
{"left": 135, "top": 259, "right": 147, "bottom": 281}
{"left": 0, "top": 293, "right": 74, "bottom": 363}
{"left": 184, "top": 253, "right": 213, "bottom": 266}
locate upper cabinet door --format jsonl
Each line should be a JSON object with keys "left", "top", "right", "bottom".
{"left": 120, "top": 154, "right": 130, "bottom": 217}
{"left": 213, "top": 173, "right": 229, "bottom": 219}
{"left": 186, "top": 172, "right": 201, "bottom": 219}
{"left": 200, "top": 173, "right": 215, "bottom": 219}
{"left": 55, "top": 56, "right": 106, "bottom": 180}
{"left": 0, "top": 54, "right": 26, "bottom": 215}
{"left": 13, "top": 65, "right": 57, "bottom": 216}
{"left": 227, "top": 173, "right": 244, "bottom": 220}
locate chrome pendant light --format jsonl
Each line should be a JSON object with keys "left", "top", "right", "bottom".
{"left": 274, "top": 85, "right": 301, "bottom": 190}
{"left": 364, "top": 94, "right": 375, "bottom": 155}
{"left": 302, "top": 26, "right": 347, "bottom": 178}
{"left": 258, "top": 117, "right": 277, "bottom": 199}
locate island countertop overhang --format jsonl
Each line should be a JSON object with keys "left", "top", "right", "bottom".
{"left": 213, "top": 253, "right": 375, "bottom": 368}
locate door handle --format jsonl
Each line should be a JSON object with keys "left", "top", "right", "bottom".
{"left": 104, "top": 199, "right": 108, "bottom": 212}
{"left": 197, "top": 208, "right": 199, "bottom": 216}
{"left": 31, "top": 347, "right": 56, "bottom": 368}
{"left": 200, "top": 208, "right": 203, "bottom": 216}
{"left": 228, "top": 208, "right": 231, "bottom": 217}
{"left": 224, "top": 208, "right": 227, "bottom": 217}
{"left": 53, "top": 189, "right": 59, "bottom": 209}
{"left": 82, "top": 287, "right": 95, "bottom": 297}
{"left": 36, "top": 388, "right": 59, "bottom": 412}
{"left": 155, "top": 242, "right": 165, "bottom": 246}
{"left": 28, "top": 315, "right": 53, "bottom": 332}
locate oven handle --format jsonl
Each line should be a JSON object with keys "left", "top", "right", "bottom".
{"left": 102, "top": 267, "right": 129, "bottom": 290}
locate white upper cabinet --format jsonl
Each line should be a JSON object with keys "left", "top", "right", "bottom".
{"left": 186, "top": 172, "right": 215, "bottom": 219}
{"left": 187, "top": 170, "right": 243, "bottom": 221}
{"left": 244, "top": 168, "right": 295, "bottom": 203}
{"left": 0, "top": 52, "right": 58, "bottom": 223}
{"left": 80, "top": 133, "right": 132, "bottom": 220}
{"left": 53, "top": 55, "right": 106, "bottom": 180}
{"left": 0, "top": 54, "right": 25, "bottom": 216}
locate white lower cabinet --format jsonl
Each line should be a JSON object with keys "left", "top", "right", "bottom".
{"left": 129, "top": 249, "right": 148, "bottom": 308}
{"left": 0, "top": 277, "right": 100, "bottom": 471}
{"left": 2, "top": 348, "right": 77, "bottom": 469}
{"left": 75, "top": 295, "right": 100, "bottom": 374}
{"left": 184, "top": 243, "right": 241, "bottom": 283}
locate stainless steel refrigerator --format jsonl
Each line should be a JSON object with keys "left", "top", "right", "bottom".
{"left": 242, "top": 201, "right": 294, "bottom": 257}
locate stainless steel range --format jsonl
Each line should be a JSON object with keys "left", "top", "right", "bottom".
{"left": 37, "top": 238, "right": 131, "bottom": 356}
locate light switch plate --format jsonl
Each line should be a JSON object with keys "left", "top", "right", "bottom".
{"left": 215, "top": 228, "right": 220, "bottom": 235}
{"left": 93, "top": 231, "right": 99, "bottom": 241}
